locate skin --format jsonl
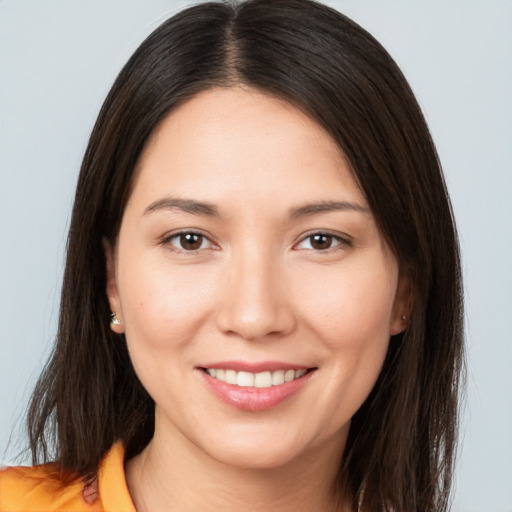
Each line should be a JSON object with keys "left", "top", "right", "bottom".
{"left": 106, "top": 87, "right": 408, "bottom": 511}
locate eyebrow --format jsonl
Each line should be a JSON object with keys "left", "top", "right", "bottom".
{"left": 143, "top": 197, "right": 220, "bottom": 217}
{"left": 289, "top": 200, "right": 369, "bottom": 218}
{"left": 143, "top": 197, "right": 369, "bottom": 219}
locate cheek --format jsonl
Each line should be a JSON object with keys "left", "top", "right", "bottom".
{"left": 296, "top": 264, "right": 396, "bottom": 427}
{"left": 117, "top": 258, "right": 218, "bottom": 353}
{"left": 116, "top": 260, "right": 221, "bottom": 404}
{"left": 293, "top": 260, "right": 397, "bottom": 414}
{"left": 297, "top": 263, "right": 397, "bottom": 344}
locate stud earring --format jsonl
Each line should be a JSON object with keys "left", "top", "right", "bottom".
{"left": 110, "top": 313, "right": 121, "bottom": 326}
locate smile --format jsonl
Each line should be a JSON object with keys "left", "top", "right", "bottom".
{"left": 199, "top": 365, "right": 316, "bottom": 411}
{"left": 204, "top": 368, "right": 308, "bottom": 388}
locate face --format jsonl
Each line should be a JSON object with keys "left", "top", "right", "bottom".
{"left": 106, "top": 87, "right": 407, "bottom": 470}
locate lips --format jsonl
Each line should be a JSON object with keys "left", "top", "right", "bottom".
{"left": 198, "top": 362, "right": 316, "bottom": 412}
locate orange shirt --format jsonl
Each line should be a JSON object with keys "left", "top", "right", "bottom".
{"left": 0, "top": 443, "right": 135, "bottom": 511}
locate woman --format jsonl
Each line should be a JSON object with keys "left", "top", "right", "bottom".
{"left": 0, "top": 0, "right": 464, "bottom": 510}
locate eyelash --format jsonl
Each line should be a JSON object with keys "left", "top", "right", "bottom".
{"left": 161, "top": 231, "right": 216, "bottom": 253}
{"left": 160, "top": 230, "right": 352, "bottom": 253}
{"left": 294, "top": 231, "right": 352, "bottom": 252}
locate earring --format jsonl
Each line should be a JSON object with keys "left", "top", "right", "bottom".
{"left": 110, "top": 313, "right": 121, "bottom": 326}
{"left": 401, "top": 314, "right": 407, "bottom": 321}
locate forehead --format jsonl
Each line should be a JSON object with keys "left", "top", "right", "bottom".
{"left": 129, "top": 86, "right": 366, "bottom": 214}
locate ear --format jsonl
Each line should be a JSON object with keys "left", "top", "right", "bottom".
{"left": 104, "top": 240, "right": 124, "bottom": 334}
{"left": 390, "top": 274, "right": 412, "bottom": 335}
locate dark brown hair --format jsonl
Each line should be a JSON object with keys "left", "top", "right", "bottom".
{"left": 27, "top": 1, "right": 464, "bottom": 510}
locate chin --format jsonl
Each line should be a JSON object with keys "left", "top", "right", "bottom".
{"left": 206, "top": 440, "right": 308, "bottom": 470}
{"left": 196, "top": 421, "right": 348, "bottom": 472}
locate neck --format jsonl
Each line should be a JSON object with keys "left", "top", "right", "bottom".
{"left": 125, "top": 423, "right": 351, "bottom": 512}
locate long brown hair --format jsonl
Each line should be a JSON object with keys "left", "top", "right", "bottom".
{"left": 27, "top": 1, "right": 464, "bottom": 510}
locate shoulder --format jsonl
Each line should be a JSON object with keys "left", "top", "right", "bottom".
{"left": 0, "top": 463, "right": 95, "bottom": 511}
{"left": 0, "top": 444, "right": 134, "bottom": 512}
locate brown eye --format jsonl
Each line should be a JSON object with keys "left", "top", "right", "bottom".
{"left": 295, "top": 232, "right": 348, "bottom": 251}
{"left": 180, "top": 233, "right": 203, "bottom": 250}
{"left": 168, "top": 232, "right": 210, "bottom": 251}
{"left": 310, "top": 234, "right": 334, "bottom": 250}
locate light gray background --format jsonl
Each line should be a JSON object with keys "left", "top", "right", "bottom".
{"left": 1, "top": 1, "right": 511, "bottom": 511}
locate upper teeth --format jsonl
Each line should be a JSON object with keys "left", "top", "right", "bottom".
{"left": 205, "top": 368, "right": 307, "bottom": 388}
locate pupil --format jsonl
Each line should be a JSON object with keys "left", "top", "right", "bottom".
{"left": 311, "top": 234, "right": 331, "bottom": 250}
{"left": 181, "top": 233, "right": 202, "bottom": 250}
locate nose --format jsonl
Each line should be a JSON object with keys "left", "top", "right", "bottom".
{"left": 214, "top": 249, "right": 296, "bottom": 341}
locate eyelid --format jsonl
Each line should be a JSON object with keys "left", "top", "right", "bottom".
{"left": 160, "top": 229, "right": 218, "bottom": 252}
{"left": 159, "top": 229, "right": 351, "bottom": 253}
{"left": 293, "top": 230, "right": 353, "bottom": 251}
